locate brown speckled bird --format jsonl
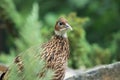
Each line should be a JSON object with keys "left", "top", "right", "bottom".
{"left": 41, "top": 17, "right": 72, "bottom": 80}
{"left": 3, "top": 17, "right": 72, "bottom": 80}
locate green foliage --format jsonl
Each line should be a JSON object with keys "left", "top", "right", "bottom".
{"left": 0, "top": 52, "right": 15, "bottom": 65}
{"left": 7, "top": 45, "right": 53, "bottom": 80}
{"left": 0, "top": 0, "right": 43, "bottom": 55}
{"left": 0, "top": 0, "right": 23, "bottom": 27}
{"left": 0, "top": 0, "right": 120, "bottom": 70}
{"left": 65, "top": 13, "right": 116, "bottom": 68}
{"left": 15, "top": 3, "right": 42, "bottom": 52}
{"left": 0, "top": 0, "right": 54, "bottom": 79}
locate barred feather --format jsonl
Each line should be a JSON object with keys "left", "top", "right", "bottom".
{"left": 41, "top": 35, "right": 69, "bottom": 80}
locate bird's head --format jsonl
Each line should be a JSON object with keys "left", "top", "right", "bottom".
{"left": 54, "top": 17, "right": 72, "bottom": 38}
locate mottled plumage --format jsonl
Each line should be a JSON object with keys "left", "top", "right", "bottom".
{"left": 41, "top": 35, "right": 70, "bottom": 80}
{"left": 40, "top": 17, "right": 72, "bottom": 80}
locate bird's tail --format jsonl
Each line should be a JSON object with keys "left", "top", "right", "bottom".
{"left": 0, "top": 64, "right": 8, "bottom": 80}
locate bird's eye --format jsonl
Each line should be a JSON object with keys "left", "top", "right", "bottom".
{"left": 58, "top": 22, "right": 63, "bottom": 26}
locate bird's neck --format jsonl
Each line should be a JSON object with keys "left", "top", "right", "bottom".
{"left": 54, "top": 30, "right": 67, "bottom": 38}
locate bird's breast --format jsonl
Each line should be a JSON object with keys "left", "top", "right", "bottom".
{"left": 41, "top": 36, "right": 69, "bottom": 68}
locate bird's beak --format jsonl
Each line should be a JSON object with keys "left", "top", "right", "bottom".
{"left": 65, "top": 23, "right": 73, "bottom": 30}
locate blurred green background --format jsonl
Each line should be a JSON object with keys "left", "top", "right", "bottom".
{"left": 0, "top": 0, "right": 120, "bottom": 69}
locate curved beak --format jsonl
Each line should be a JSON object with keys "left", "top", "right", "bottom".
{"left": 65, "top": 23, "right": 73, "bottom": 30}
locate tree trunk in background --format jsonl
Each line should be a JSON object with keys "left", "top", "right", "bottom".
{"left": 0, "top": 7, "right": 16, "bottom": 54}
{"left": 0, "top": 20, "right": 9, "bottom": 54}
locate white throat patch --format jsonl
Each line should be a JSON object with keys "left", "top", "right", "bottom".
{"left": 55, "top": 30, "right": 67, "bottom": 38}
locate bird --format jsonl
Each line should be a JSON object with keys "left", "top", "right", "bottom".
{"left": 3, "top": 17, "right": 72, "bottom": 80}
{"left": 40, "top": 17, "right": 72, "bottom": 80}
